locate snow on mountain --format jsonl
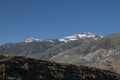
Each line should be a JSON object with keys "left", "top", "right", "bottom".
{"left": 44, "top": 40, "right": 54, "bottom": 43}
{"left": 25, "top": 38, "right": 55, "bottom": 43}
{"left": 25, "top": 32, "right": 103, "bottom": 43}
{"left": 59, "top": 32, "right": 102, "bottom": 42}
{"left": 77, "top": 32, "right": 96, "bottom": 38}
{"left": 25, "top": 38, "right": 42, "bottom": 43}
{"left": 59, "top": 36, "right": 78, "bottom": 42}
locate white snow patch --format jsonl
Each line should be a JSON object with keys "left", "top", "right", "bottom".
{"left": 25, "top": 38, "right": 42, "bottom": 43}
{"left": 59, "top": 32, "right": 101, "bottom": 42}
{"left": 46, "top": 40, "right": 54, "bottom": 43}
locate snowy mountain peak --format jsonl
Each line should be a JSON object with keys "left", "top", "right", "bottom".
{"left": 25, "top": 38, "right": 42, "bottom": 43}
{"left": 24, "top": 32, "right": 103, "bottom": 43}
{"left": 59, "top": 32, "right": 102, "bottom": 42}
{"left": 76, "top": 32, "right": 95, "bottom": 38}
{"left": 76, "top": 32, "right": 96, "bottom": 38}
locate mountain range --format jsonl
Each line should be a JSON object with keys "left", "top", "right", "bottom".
{"left": 0, "top": 32, "right": 120, "bottom": 74}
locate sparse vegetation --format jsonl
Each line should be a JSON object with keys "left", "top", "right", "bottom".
{"left": 0, "top": 55, "right": 120, "bottom": 80}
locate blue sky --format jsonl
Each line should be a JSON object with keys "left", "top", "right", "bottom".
{"left": 0, "top": 0, "right": 120, "bottom": 45}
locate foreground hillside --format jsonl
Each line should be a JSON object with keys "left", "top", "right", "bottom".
{"left": 0, "top": 55, "right": 120, "bottom": 80}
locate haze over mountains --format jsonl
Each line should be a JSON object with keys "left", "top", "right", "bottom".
{"left": 0, "top": 32, "right": 120, "bottom": 74}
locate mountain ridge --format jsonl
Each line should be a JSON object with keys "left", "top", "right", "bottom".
{"left": 0, "top": 32, "right": 120, "bottom": 74}
{"left": 24, "top": 32, "right": 102, "bottom": 43}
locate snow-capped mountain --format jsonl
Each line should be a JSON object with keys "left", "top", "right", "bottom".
{"left": 25, "top": 38, "right": 55, "bottom": 43}
{"left": 25, "top": 38, "right": 42, "bottom": 43}
{"left": 24, "top": 32, "right": 102, "bottom": 43}
{"left": 1, "top": 32, "right": 120, "bottom": 74}
{"left": 59, "top": 32, "right": 103, "bottom": 42}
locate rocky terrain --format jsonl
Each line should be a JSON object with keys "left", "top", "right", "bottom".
{"left": 50, "top": 33, "right": 120, "bottom": 73}
{"left": 0, "top": 32, "right": 120, "bottom": 74}
{"left": 0, "top": 32, "right": 102, "bottom": 59}
{"left": 0, "top": 55, "right": 120, "bottom": 80}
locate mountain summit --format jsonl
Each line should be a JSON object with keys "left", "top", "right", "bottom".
{"left": 59, "top": 32, "right": 102, "bottom": 42}
{"left": 24, "top": 32, "right": 102, "bottom": 43}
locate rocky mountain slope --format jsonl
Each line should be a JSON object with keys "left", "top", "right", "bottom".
{"left": 51, "top": 33, "right": 120, "bottom": 73}
{"left": 0, "top": 32, "right": 120, "bottom": 74}
{"left": 0, "top": 55, "right": 120, "bottom": 80}
{"left": 0, "top": 32, "right": 101, "bottom": 59}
